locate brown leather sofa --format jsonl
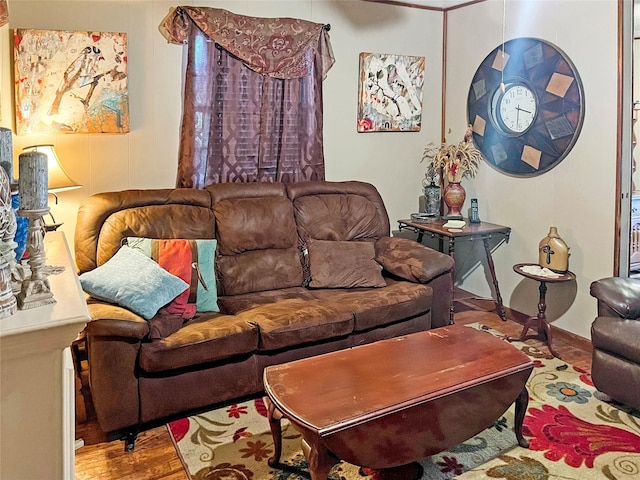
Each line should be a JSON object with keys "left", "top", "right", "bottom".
{"left": 75, "top": 180, "right": 455, "bottom": 449}
{"left": 589, "top": 277, "right": 640, "bottom": 411}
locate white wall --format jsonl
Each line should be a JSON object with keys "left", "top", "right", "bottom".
{"left": 0, "top": 0, "right": 443, "bottom": 253}
{"left": 446, "top": 0, "right": 619, "bottom": 338}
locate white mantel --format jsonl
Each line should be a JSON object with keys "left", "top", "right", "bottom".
{"left": 0, "top": 231, "right": 90, "bottom": 480}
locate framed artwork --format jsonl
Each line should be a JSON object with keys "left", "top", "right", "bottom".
{"left": 14, "top": 29, "right": 129, "bottom": 134}
{"left": 357, "top": 52, "right": 425, "bottom": 132}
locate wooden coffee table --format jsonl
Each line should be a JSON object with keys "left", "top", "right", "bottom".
{"left": 263, "top": 325, "right": 533, "bottom": 479}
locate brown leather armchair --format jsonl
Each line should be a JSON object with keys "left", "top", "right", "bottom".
{"left": 589, "top": 277, "right": 640, "bottom": 410}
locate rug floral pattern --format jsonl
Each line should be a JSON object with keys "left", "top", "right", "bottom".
{"left": 168, "top": 325, "right": 640, "bottom": 480}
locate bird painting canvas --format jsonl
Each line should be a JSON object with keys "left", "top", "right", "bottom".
{"left": 14, "top": 29, "right": 129, "bottom": 134}
{"left": 357, "top": 52, "right": 425, "bottom": 132}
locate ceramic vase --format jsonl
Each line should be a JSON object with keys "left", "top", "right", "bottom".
{"left": 538, "top": 226, "right": 570, "bottom": 272}
{"left": 443, "top": 181, "right": 465, "bottom": 219}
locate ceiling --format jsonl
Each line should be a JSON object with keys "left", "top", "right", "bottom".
{"left": 373, "top": 0, "right": 481, "bottom": 10}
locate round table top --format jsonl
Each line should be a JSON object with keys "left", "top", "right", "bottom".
{"left": 513, "top": 263, "right": 576, "bottom": 283}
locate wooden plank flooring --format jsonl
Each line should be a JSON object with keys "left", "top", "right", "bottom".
{"left": 74, "top": 289, "right": 593, "bottom": 480}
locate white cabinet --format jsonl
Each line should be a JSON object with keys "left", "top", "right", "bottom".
{"left": 0, "top": 232, "right": 90, "bottom": 480}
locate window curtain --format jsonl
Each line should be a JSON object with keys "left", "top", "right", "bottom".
{"left": 159, "top": 7, "right": 335, "bottom": 187}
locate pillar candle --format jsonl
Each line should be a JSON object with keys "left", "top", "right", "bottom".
{"left": 18, "top": 152, "right": 48, "bottom": 211}
{"left": 0, "top": 127, "right": 13, "bottom": 184}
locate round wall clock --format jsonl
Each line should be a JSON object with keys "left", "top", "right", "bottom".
{"left": 467, "top": 37, "right": 585, "bottom": 177}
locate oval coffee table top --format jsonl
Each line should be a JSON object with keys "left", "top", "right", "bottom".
{"left": 263, "top": 324, "right": 532, "bottom": 436}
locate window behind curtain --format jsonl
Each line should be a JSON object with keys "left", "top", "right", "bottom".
{"left": 176, "top": 21, "right": 328, "bottom": 187}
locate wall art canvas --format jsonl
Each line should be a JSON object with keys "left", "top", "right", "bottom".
{"left": 14, "top": 29, "right": 129, "bottom": 134}
{"left": 0, "top": 0, "right": 7, "bottom": 28}
{"left": 357, "top": 52, "right": 425, "bottom": 132}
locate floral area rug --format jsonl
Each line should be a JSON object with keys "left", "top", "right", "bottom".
{"left": 168, "top": 324, "right": 640, "bottom": 480}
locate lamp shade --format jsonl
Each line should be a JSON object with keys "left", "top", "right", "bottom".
{"left": 22, "top": 144, "right": 81, "bottom": 192}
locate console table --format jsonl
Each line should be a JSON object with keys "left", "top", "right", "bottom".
{"left": 398, "top": 218, "right": 511, "bottom": 322}
{"left": 0, "top": 231, "right": 90, "bottom": 480}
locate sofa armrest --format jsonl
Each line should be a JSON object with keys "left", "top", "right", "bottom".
{"left": 375, "top": 237, "right": 454, "bottom": 283}
{"left": 84, "top": 301, "right": 189, "bottom": 433}
{"left": 590, "top": 277, "right": 640, "bottom": 320}
{"left": 85, "top": 302, "right": 151, "bottom": 339}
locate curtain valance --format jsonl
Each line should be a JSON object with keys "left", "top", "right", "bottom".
{"left": 158, "top": 6, "right": 334, "bottom": 80}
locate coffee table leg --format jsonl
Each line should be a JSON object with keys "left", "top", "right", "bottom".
{"left": 266, "top": 398, "right": 283, "bottom": 467}
{"left": 514, "top": 387, "right": 530, "bottom": 448}
{"left": 301, "top": 438, "right": 337, "bottom": 480}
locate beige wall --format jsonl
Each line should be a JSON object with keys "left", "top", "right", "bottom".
{"left": 0, "top": 0, "right": 622, "bottom": 338}
{"left": 446, "top": 0, "right": 618, "bottom": 338}
{"left": 0, "top": 0, "right": 443, "bottom": 248}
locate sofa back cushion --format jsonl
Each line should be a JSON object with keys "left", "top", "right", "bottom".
{"left": 75, "top": 189, "right": 214, "bottom": 273}
{"left": 208, "top": 183, "right": 303, "bottom": 295}
{"left": 287, "top": 180, "right": 390, "bottom": 241}
{"left": 286, "top": 181, "right": 390, "bottom": 287}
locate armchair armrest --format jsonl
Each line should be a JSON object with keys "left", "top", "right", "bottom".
{"left": 590, "top": 277, "right": 640, "bottom": 319}
{"left": 375, "top": 237, "right": 454, "bottom": 283}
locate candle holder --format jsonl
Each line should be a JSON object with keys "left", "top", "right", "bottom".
{"left": 0, "top": 166, "right": 17, "bottom": 318}
{"left": 16, "top": 151, "right": 55, "bottom": 309}
{"left": 16, "top": 208, "right": 55, "bottom": 309}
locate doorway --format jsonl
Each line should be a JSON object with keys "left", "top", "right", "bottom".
{"left": 631, "top": 1, "right": 640, "bottom": 277}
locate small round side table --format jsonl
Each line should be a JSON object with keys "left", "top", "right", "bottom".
{"left": 507, "top": 263, "right": 576, "bottom": 358}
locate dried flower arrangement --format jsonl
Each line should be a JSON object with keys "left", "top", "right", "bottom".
{"left": 422, "top": 125, "right": 484, "bottom": 183}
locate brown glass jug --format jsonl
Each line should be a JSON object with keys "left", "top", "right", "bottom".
{"left": 538, "top": 227, "right": 570, "bottom": 273}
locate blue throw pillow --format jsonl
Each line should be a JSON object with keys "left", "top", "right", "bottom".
{"left": 79, "top": 245, "right": 189, "bottom": 320}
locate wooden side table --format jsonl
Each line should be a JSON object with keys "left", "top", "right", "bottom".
{"left": 398, "top": 218, "right": 511, "bottom": 322}
{"left": 507, "top": 263, "right": 576, "bottom": 358}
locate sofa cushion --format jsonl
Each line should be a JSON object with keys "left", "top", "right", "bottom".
{"left": 128, "top": 237, "right": 219, "bottom": 318}
{"left": 214, "top": 196, "right": 298, "bottom": 255}
{"left": 139, "top": 313, "right": 260, "bottom": 372}
{"left": 245, "top": 299, "right": 355, "bottom": 351}
{"left": 95, "top": 203, "right": 216, "bottom": 269}
{"left": 306, "top": 239, "right": 385, "bottom": 288}
{"left": 308, "top": 278, "right": 433, "bottom": 332}
{"left": 292, "top": 192, "right": 389, "bottom": 242}
{"left": 79, "top": 245, "right": 189, "bottom": 320}
{"left": 214, "top": 196, "right": 303, "bottom": 295}
{"left": 216, "top": 248, "right": 303, "bottom": 296}
{"left": 218, "top": 287, "right": 316, "bottom": 314}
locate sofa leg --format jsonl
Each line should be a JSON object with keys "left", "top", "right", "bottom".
{"left": 123, "top": 431, "right": 138, "bottom": 452}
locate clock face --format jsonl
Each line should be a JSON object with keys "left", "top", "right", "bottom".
{"left": 467, "top": 38, "right": 585, "bottom": 177}
{"left": 494, "top": 83, "right": 537, "bottom": 134}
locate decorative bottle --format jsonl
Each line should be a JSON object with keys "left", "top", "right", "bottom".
{"left": 538, "top": 227, "right": 570, "bottom": 273}
{"left": 423, "top": 179, "right": 441, "bottom": 216}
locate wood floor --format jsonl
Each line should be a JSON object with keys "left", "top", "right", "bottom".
{"left": 74, "top": 289, "right": 593, "bottom": 480}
